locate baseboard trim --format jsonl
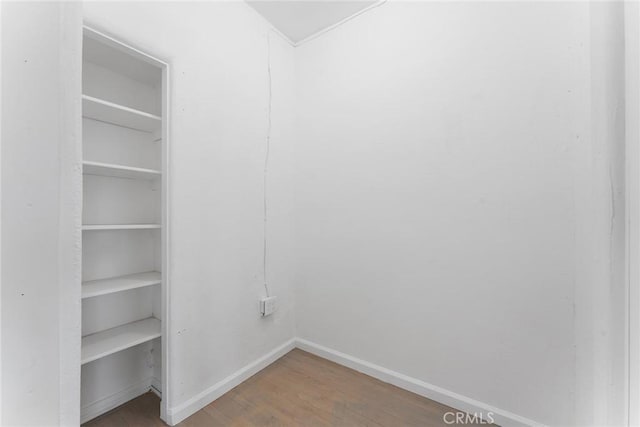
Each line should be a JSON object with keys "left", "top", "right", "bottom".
{"left": 165, "top": 338, "right": 296, "bottom": 425}
{"left": 150, "top": 376, "right": 162, "bottom": 399}
{"left": 165, "top": 337, "right": 542, "bottom": 427}
{"left": 295, "top": 338, "right": 543, "bottom": 427}
{"left": 81, "top": 377, "right": 153, "bottom": 424}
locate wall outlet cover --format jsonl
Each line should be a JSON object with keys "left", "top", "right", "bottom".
{"left": 260, "top": 296, "right": 277, "bottom": 316}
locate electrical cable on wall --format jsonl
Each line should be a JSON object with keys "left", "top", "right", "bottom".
{"left": 263, "top": 31, "right": 272, "bottom": 297}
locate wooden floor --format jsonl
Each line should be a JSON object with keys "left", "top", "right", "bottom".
{"left": 85, "top": 349, "right": 486, "bottom": 426}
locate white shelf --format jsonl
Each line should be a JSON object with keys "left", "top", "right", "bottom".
{"left": 82, "top": 317, "right": 161, "bottom": 365}
{"left": 83, "top": 161, "right": 161, "bottom": 180}
{"left": 82, "top": 94, "right": 161, "bottom": 132}
{"left": 82, "top": 271, "right": 161, "bottom": 299}
{"left": 83, "top": 224, "right": 161, "bottom": 231}
{"left": 83, "top": 32, "right": 162, "bottom": 87}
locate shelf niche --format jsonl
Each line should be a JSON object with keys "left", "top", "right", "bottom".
{"left": 81, "top": 26, "right": 167, "bottom": 424}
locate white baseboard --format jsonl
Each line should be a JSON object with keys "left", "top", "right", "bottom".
{"left": 295, "top": 338, "right": 543, "bottom": 427}
{"left": 150, "top": 376, "right": 162, "bottom": 398}
{"left": 81, "top": 377, "right": 153, "bottom": 424}
{"left": 165, "top": 338, "right": 296, "bottom": 425}
{"left": 164, "top": 337, "right": 542, "bottom": 427}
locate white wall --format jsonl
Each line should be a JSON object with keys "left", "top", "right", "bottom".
{"left": 294, "top": 2, "right": 625, "bottom": 425}
{"left": 1, "top": 2, "right": 82, "bottom": 425}
{"left": 82, "top": 0, "right": 296, "bottom": 420}
{"left": 626, "top": 2, "right": 640, "bottom": 424}
{"left": 575, "top": 3, "right": 627, "bottom": 425}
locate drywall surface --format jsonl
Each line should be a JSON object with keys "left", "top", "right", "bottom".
{"left": 574, "top": 3, "right": 627, "bottom": 425}
{"left": 294, "top": 2, "right": 624, "bottom": 425}
{"left": 83, "top": 1, "right": 296, "bottom": 418}
{"left": 626, "top": 2, "right": 640, "bottom": 424}
{"left": 1, "top": 2, "right": 82, "bottom": 425}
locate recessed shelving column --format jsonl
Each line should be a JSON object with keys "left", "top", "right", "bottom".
{"left": 81, "top": 26, "right": 168, "bottom": 424}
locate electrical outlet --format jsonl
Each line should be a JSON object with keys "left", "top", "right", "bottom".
{"left": 260, "top": 296, "right": 277, "bottom": 317}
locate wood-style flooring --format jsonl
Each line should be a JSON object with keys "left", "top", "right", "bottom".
{"left": 84, "top": 349, "right": 488, "bottom": 426}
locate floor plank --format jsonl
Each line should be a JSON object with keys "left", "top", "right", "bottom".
{"left": 83, "top": 349, "right": 489, "bottom": 426}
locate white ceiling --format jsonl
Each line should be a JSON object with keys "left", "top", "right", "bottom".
{"left": 247, "top": 1, "right": 378, "bottom": 44}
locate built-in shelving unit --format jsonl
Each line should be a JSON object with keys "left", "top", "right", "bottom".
{"left": 81, "top": 317, "right": 162, "bottom": 364}
{"left": 82, "top": 271, "right": 161, "bottom": 299}
{"left": 81, "top": 27, "right": 168, "bottom": 424}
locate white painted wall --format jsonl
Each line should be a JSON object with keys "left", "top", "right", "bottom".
{"left": 1, "top": 2, "right": 82, "bottom": 425}
{"left": 575, "top": 3, "right": 627, "bottom": 425}
{"left": 82, "top": 0, "right": 296, "bottom": 420}
{"left": 626, "top": 2, "right": 640, "bottom": 424}
{"left": 293, "top": 2, "right": 625, "bottom": 425}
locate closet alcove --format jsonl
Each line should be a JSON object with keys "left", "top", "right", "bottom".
{"left": 80, "top": 27, "right": 169, "bottom": 423}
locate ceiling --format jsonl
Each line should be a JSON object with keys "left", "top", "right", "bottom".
{"left": 246, "top": 1, "right": 379, "bottom": 44}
